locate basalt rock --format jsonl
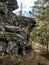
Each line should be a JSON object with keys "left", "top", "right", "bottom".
{"left": 0, "top": 0, "right": 36, "bottom": 55}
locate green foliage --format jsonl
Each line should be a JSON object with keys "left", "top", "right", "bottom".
{"left": 30, "top": 0, "right": 49, "bottom": 44}
{"left": 30, "top": 20, "right": 49, "bottom": 44}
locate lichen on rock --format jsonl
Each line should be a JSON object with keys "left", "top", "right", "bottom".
{"left": 0, "top": 0, "right": 36, "bottom": 56}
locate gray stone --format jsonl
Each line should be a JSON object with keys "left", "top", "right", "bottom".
{"left": 6, "top": 41, "right": 18, "bottom": 55}
{"left": 0, "top": 0, "right": 36, "bottom": 55}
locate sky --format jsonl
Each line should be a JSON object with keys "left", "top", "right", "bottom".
{"left": 13, "top": 0, "right": 37, "bottom": 17}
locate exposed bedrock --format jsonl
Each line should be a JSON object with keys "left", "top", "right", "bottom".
{"left": 0, "top": 0, "right": 36, "bottom": 55}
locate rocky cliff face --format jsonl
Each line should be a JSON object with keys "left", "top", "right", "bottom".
{"left": 0, "top": 0, "right": 36, "bottom": 56}
{"left": 0, "top": 0, "right": 18, "bottom": 11}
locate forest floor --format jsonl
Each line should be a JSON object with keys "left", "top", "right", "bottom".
{"left": 0, "top": 42, "right": 49, "bottom": 65}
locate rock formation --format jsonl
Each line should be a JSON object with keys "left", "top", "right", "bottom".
{"left": 0, "top": 0, "right": 36, "bottom": 55}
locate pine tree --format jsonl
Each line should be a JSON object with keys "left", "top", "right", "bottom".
{"left": 31, "top": 0, "right": 49, "bottom": 51}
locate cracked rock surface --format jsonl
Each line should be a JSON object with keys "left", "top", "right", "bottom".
{"left": 0, "top": 0, "right": 36, "bottom": 55}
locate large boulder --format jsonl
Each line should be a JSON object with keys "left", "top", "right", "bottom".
{"left": 0, "top": 0, "right": 36, "bottom": 55}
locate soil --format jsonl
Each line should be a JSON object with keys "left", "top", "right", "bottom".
{"left": 0, "top": 42, "right": 49, "bottom": 65}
